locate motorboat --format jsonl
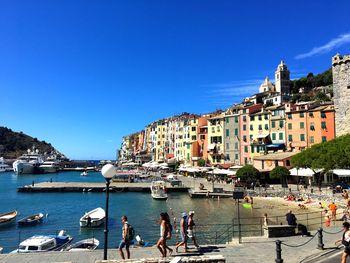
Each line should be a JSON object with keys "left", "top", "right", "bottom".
{"left": 11, "top": 230, "right": 72, "bottom": 253}
{"left": 0, "top": 210, "right": 17, "bottom": 227}
{"left": 39, "top": 161, "right": 59, "bottom": 173}
{"left": 0, "top": 157, "right": 10, "bottom": 173}
{"left": 13, "top": 148, "right": 44, "bottom": 174}
{"left": 112, "top": 170, "right": 137, "bottom": 182}
{"left": 80, "top": 171, "right": 88, "bottom": 176}
{"left": 18, "top": 213, "right": 44, "bottom": 226}
{"left": 80, "top": 208, "right": 105, "bottom": 227}
{"left": 151, "top": 181, "right": 168, "bottom": 200}
{"left": 64, "top": 238, "right": 99, "bottom": 251}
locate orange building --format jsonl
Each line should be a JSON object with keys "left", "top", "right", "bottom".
{"left": 192, "top": 115, "right": 209, "bottom": 164}
{"left": 307, "top": 103, "right": 335, "bottom": 146}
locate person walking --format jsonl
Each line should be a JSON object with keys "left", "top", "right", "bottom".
{"left": 118, "top": 215, "right": 131, "bottom": 260}
{"left": 328, "top": 202, "right": 338, "bottom": 220}
{"left": 156, "top": 213, "right": 169, "bottom": 258}
{"left": 164, "top": 212, "right": 173, "bottom": 255}
{"left": 335, "top": 222, "right": 350, "bottom": 263}
{"left": 187, "top": 211, "right": 200, "bottom": 249}
{"left": 175, "top": 212, "right": 188, "bottom": 253}
{"left": 285, "top": 210, "right": 297, "bottom": 226}
{"left": 324, "top": 210, "right": 331, "bottom": 227}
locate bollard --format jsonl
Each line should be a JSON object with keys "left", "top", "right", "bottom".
{"left": 275, "top": 240, "right": 283, "bottom": 263}
{"left": 317, "top": 228, "right": 324, "bottom": 250}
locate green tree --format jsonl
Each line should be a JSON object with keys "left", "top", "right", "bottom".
{"left": 236, "top": 165, "right": 260, "bottom": 182}
{"left": 291, "top": 134, "right": 350, "bottom": 172}
{"left": 314, "top": 91, "right": 330, "bottom": 102}
{"left": 197, "top": 158, "right": 206, "bottom": 167}
{"left": 270, "top": 166, "right": 290, "bottom": 187}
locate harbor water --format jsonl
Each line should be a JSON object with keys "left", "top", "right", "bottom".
{"left": 0, "top": 171, "right": 264, "bottom": 253}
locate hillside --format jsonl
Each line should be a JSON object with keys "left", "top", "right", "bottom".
{"left": 0, "top": 127, "right": 65, "bottom": 159}
{"left": 290, "top": 67, "right": 333, "bottom": 94}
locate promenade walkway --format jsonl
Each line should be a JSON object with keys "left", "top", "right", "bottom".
{"left": 0, "top": 227, "right": 343, "bottom": 263}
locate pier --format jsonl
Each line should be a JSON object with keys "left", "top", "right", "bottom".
{"left": 17, "top": 182, "right": 189, "bottom": 193}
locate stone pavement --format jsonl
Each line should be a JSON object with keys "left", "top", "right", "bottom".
{"left": 0, "top": 227, "right": 344, "bottom": 263}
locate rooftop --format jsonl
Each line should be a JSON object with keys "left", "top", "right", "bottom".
{"left": 253, "top": 151, "right": 297, "bottom": 161}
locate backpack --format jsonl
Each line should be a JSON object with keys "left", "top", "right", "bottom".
{"left": 125, "top": 224, "right": 135, "bottom": 241}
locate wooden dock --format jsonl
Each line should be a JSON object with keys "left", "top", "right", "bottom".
{"left": 17, "top": 182, "right": 189, "bottom": 193}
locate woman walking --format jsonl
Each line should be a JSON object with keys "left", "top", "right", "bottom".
{"left": 335, "top": 222, "right": 350, "bottom": 263}
{"left": 156, "top": 213, "right": 169, "bottom": 258}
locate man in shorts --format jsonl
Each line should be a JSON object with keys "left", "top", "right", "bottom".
{"left": 175, "top": 212, "right": 188, "bottom": 253}
{"left": 187, "top": 211, "right": 200, "bottom": 248}
{"left": 119, "top": 215, "right": 131, "bottom": 260}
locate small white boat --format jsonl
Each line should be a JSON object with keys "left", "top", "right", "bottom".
{"left": 18, "top": 213, "right": 44, "bottom": 226}
{"left": 0, "top": 157, "right": 10, "bottom": 173}
{"left": 80, "top": 208, "right": 105, "bottom": 227}
{"left": 11, "top": 230, "right": 72, "bottom": 253}
{"left": 151, "top": 181, "right": 168, "bottom": 200}
{"left": 81, "top": 171, "right": 88, "bottom": 176}
{"left": 0, "top": 211, "right": 17, "bottom": 227}
{"left": 64, "top": 238, "right": 99, "bottom": 251}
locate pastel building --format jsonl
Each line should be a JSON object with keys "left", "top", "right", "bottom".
{"left": 240, "top": 104, "right": 262, "bottom": 165}
{"left": 307, "top": 103, "right": 335, "bottom": 146}
{"left": 268, "top": 105, "right": 286, "bottom": 150}
{"left": 207, "top": 113, "right": 225, "bottom": 164}
{"left": 249, "top": 108, "right": 271, "bottom": 160}
{"left": 224, "top": 105, "right": 242, "bottom": 164}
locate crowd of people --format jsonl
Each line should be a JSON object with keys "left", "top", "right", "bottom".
{"left": 117, "top": 211, "right": 200, "bottom": 260}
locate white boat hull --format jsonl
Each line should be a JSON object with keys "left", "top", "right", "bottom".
{"left": 40, "top": 166, "right": 58, "bottom": 173}
{"left": 13, "top": 162, "right": 37, "bottom": 174}
{"left": 80, "top": 208, "right": 105, "bottom": 228}
{"left": 79, "top": 218, "right": 104, "bottom": 227}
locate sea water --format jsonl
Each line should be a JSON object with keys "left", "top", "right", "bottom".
{"left": 0, "top": 171, "right": 263, "bottom": 252}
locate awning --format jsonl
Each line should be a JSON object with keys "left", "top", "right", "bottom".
{"left": 266, "top": 143, "right": 285, "bottom": 148}
{"left": 289, "top": 168, "right": 323, "bottom": 177}
{"left": 207, "top": 144, "right": 216, "bottom": 150}
{"left": 256, "top": 134, "right": 269, "bottom": 139}
{"left": 333, "top": 169, "right": 350, "bottom": 177}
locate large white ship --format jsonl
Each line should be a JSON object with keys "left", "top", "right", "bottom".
{"left": 13, "top": 148, "right": 44, "bottom": 174}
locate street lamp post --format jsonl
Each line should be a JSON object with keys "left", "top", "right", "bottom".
{"left": 101, "top": 164, "right": 116, "bottom": 260}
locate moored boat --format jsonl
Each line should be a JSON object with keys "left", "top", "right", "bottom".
{"left": 0, "top": 211, "right": 17, "bottom": 227}
{"left": 11, "top": 230, "right": 72, "bottom": 253}
{"left": 80, "top": 208, "right": 105, "bottom": 227}
{"left": 64, "top": 238, "right": 99, "bottom": 251}
{"left": 0, "top": 157, "right": 10, "bottom": 173}
{"left": 13, "top": 148, "right": 44, "bottom": 174}
{"left": 18, "top": 213, "right": 44, "bottom": 226}
{"left": 39, "top": 161, "right": 59, "bottom": 173}
{"left": 80, "top": 171, "right": 88, "bottom": 176}
{"left": 151, "top": 181, "right": 168, "bottom": 200}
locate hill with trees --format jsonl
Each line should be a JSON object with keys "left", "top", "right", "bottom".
{"left": 290, "top": 68, "right": 333, "bottom": 94}
{"left": 0, "top": 127, "right": 64, "bottom": 159}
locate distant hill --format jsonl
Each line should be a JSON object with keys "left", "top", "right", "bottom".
{"left": 290, "top": 68, "right": 333, "bottom": 94}
{"left": 0, "top": 127, "right": 65, "bottom": 159}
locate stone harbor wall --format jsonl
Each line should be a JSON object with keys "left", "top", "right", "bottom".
{"left": 332, "top": 54, "right": 350, "bottom": 136}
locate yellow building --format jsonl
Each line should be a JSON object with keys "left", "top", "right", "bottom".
{"left": 207, "top": 113, "right": 225, "bottom": 164}
{"left": 184, "top": 116, "right": 198, "bottom": 164}
{"left": 155, "top": 120, "right": 166, "bottom": 162}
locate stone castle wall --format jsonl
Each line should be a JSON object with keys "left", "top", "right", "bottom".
{"left": 332, "top": 54, "right": 350, "bottom": 136}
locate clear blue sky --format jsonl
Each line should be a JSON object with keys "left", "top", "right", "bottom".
{"left": 1, "top": 0, "right": 349, "bottom": 160}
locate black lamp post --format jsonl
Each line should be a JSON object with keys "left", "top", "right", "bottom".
{"left": 101, "top": 164, "right": 116, "bottom": 260}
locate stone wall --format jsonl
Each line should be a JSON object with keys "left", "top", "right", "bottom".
{"left": 332, "top": 54, "right": 350, "bottom": 136}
